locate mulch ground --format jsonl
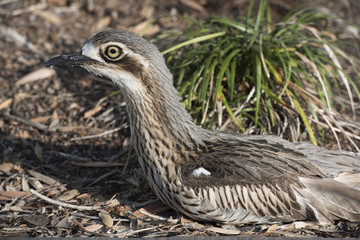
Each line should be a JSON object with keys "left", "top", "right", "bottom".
{"left": 1, "top": 0, "right": 360, "bottom": 238}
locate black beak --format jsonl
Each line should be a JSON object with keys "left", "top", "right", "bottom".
{"left": 44, "top": 52, "right": 97, "bottom": 68}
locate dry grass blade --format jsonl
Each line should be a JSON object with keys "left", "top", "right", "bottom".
{"left": 304, "top": 25, "right": 356, "bottom": 119}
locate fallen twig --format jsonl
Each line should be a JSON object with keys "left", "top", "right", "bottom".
{"left": 115, "top": 226, "right": 161, "bottom": 238}
{"left": 139, "top": 209, "right": 178, "bottom": 224}
{"left": 69, "top": 123, "right": 128, "bottom": 141}
{"left": 29, "top": 189, "right": 99, "bottom": 211}
{"left": 1, "top": 111, "right": 48, "bottom": 131}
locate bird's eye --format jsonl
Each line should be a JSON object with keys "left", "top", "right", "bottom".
{"left": 104, "top": 46, "right": 122, "bottom": 60}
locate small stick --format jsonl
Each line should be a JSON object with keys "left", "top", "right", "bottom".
{"left": 115, "top": 226, "right": 161, "bottom": 238}
{"left": 29, "top": 189, "right": 98, "bottom": 211}
{"left": 139, "top": 209, "right": 178, "bottom": 224}
{"left": 69, "top": 123, "right": 128, "bottom": 141}
{"left": 1, "top": 112, "right": 48, "bottom": 131}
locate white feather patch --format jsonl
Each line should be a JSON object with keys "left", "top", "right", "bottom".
{"left": 82, "top": 42, "right": 105, "bottom": 63}
{"left": 192, "top": 167, "right": 211, "bottom": 177}
{"left": 83, "top": 65, "right": 144, "bottom": 93}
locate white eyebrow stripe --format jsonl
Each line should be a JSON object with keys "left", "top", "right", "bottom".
{"left": 192, "top": 167, "right": 211, "bottom": 177}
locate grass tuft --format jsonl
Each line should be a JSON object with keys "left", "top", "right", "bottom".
{"left": 156, "top": 0, "right": 360, "bottom": 150}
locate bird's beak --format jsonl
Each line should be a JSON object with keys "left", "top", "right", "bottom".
{"left": 44, "top": 52, "right": 97, "bottom": 68}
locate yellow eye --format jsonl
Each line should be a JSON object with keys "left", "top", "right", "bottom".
{"left": 104, "top": 46, "right": 122, "bottom": 60}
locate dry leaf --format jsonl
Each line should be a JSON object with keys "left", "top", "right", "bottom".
{"left": 99, "top": 211, "right": 113, "bottom": 228}
{"left": 0, "top": 98, "right": 13, "bottom": 110}
{"left": 23, "top": 215, "right": 49, "bottom": 226}
{"left": 15, "top": 92, "right": 31, "bottom": 101}
{"left": 50, "top": 215, "right": 60, "bottom": 227}
{"left": 93, "top": 16, "right": 111, "bottom": 32}
{"left": 22, "top": 175, "right": 29, "bottom": 191}
{"left": 103, "top": 198, "right": 120, "bottom": 208}
{"left": 0, "top": 162, "right": 22, "bottom": 173}
{"left": 46, "top": 189, "right": 60, "bottom": 197}
{"left": 49, "top": 110, "right": 60, "bottom": 129}
{"left": 34, "top": 142, "right": 43, "bottom": 161}
{"left": 28, "top": 169, "right": 60, "bottom": 186}
{"left": 56, "top": 216, "right": 70, "bottom": 228}
{"left": 132, "top": 208, "right": 150, "bottom": 218}
{"left": 84, "top": 224, "right": 103, "bottom": 232}
{"left": 34, "top": 10, "right": 62, "bottom": 25}
{"left": 84, "top": 105, "right": 102, "bottom": 118}
{"left": 48, "top": 118, "right": 60, "bottom": 129}
{"left": 28, "top": 178, "right": 44, "bottom": 189}
{"left": 18, "top": 129, "right": 31, "bottom": 139}
{"left": 30, "top": 115, "right": 51, "bottom": 123}
{"left": 265, "top": 224, "right": 279, "bottom": 235}
{"left": 205, "top": 226, "right": 241, "bottom": 235}
{"left": 180, "top": 216, "right": 194, "bottom": 224}
{"left": 57, "top": 125, "right": 83, "bottom": 132}
{"left": 6, "top": 206, "right": 30, "bottom": 212}
{"left": 16, "top": 68, "right": 56, "bottom": 86}
{"left": 51, "top": 110, "right": 59, "bottom": 120}
{"left": 50, "top": 100, "right": 58, "bottom": 109}
{"left": 77, "top": 193, "right": 91, "bottom": 199}
{"left": 180, "top": 218, "right": 205, "bottom": 229}
{"left": 180, "top": 0, "right": 206, "bottom": 12}
{"left": 140, "top": 5, "right": 155, "bottom": 18}
{"left": 129, "top": 20, "right": 160, "bottom": 36}
{"left": 0, "top": 191, "right": 28, "bottom": 201}
{"left": 57, "top": 189, "right": 79, "bottom": 201}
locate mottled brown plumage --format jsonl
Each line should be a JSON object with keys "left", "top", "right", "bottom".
{"left": 45, "top": 30, "right": 360, "bottom": 225}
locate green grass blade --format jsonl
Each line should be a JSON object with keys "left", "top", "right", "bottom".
{"left": 293, "top": 98, "right": 318, "bottom": 145}
{"left": 221, "top": 92, "right": 245, "bottom": 132}
{"left": 162, "top": 32, "right": 225, "bottom": 55}
{"left": 254, "top": 55, "right": 262, "bottom": 127}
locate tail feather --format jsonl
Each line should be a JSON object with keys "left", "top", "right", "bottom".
{"left": 296, "top": 177, "right": 360, "bottom": 223}
{"left": 334, "top": 173, "right": 360, "bottom": 190}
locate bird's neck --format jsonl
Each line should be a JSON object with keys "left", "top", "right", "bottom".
{"left": 122, "top": 70, "right": 207, "bottom": 184}
{"left": 124, "top": 84, "right": 205, "bottom": 154}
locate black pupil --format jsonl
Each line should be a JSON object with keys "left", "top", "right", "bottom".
{"left": 110, "top": 48, "right": 117, "bottom": 54}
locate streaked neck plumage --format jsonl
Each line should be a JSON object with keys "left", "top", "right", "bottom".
{"left": 122, "top": 61, "right": 207, "bottom": 163}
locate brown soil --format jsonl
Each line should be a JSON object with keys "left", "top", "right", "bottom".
{"left": 0, "top": 0, "right": 359, "bottom": 238}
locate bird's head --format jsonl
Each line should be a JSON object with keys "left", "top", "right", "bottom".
{"left": 45, "top": 30, "right": 171, "bottom": 93}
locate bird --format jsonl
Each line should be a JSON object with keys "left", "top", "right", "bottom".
{"left": 45, "top": 29, "right": 360, "bottom": 225}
